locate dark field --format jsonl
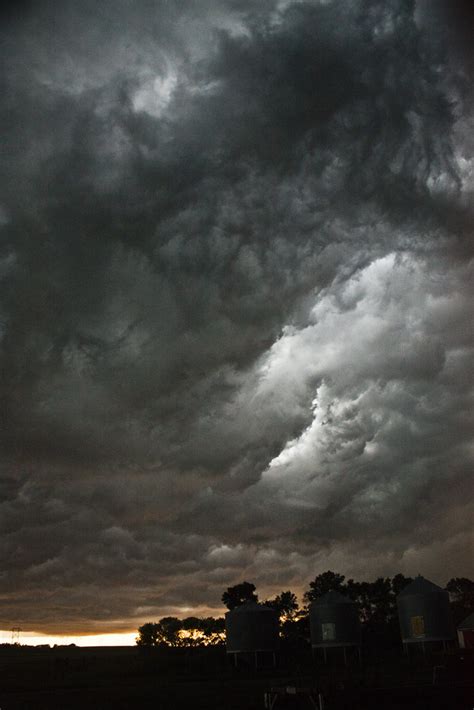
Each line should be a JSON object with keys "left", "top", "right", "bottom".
{"left": 0, "top": 645, "right": 473, "bottom": 709}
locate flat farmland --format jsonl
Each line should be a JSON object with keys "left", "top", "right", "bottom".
{"left": 0, "top": 646, "right": 473, "bottom": 709}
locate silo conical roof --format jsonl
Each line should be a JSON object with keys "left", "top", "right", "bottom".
{"left": 313, "top": 591, "right": 353, "bottom": 605}
{"left": 228, "top": 601, "right": 274, "bottom": 613}
{"left": 398, "top": 575, "right": 443, "bottom": 597}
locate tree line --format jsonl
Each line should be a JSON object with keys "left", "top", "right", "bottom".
{"left": 136, "top": 571, "right": 474, "bottom": 647}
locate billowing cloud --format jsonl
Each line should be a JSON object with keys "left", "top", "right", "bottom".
{"left": 0, "top": 0, "right": 472, "bottom": 633}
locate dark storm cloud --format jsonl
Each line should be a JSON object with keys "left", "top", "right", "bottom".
{"left": 0, "top": 0, "right": 472, "bottom": 632}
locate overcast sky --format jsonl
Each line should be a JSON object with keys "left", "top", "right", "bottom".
{"left": 1, "top": 0, "right": 473, "bottom": 635}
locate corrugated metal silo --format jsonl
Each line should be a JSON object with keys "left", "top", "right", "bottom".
{"left": 309, "top": 591, "right": 361, "bottom": 649}
{"left": 225, "top": 601, "right": 279, "bottom": 655}
{"left": 396, "top": 576, "right": 455, "bottom": 645}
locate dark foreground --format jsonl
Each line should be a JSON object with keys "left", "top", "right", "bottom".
{"left": 0, "top": 645, "right": 473, "bottom": 709}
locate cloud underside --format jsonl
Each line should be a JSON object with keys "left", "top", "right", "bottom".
{"left": 0, "top": 0, "right": 473, "bottom": 632}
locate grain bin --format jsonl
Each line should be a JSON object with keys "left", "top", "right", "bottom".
{"left": 225, "top": 602, "right": 279, "bottom": 667}
{"left": 397, "top": 575, "right": 455, "bottom": 651}
{"left": 309, "top": 591, "right": 361, "bottom": 663}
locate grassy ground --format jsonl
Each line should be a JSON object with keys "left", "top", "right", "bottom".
{"left": 0, "top": 645, "right": 472, "bottom": 709}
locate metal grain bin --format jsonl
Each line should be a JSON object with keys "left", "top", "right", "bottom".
{"left": 309, "top": 591, "right": 361, "bottom": 648}
{"left": 396, "top": 576, "right": 455, "bottom": 644}
{"left": 225, "top": 602, "right": 279, "bottom": 653}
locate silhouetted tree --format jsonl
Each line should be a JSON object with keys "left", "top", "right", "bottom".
{"left": 181, "top": 616, "right": 201, "bottom": 631}
{"left": 304, "top": 571, "right": 346, "bottom": 603}
{"left": 447, "top": 577, "right": 474, "bottom": 606}
{"left": 264, "top": 590, "right": 300, "bottom": 641}
{"left": 136, "top": 622, "right": 160, "bottom": 647}
{"left": 366, "top": 577, "right": 392, "bottom": 628}
{"left": 179, "top": 616, "right": 225, "bottom": 646}
{"left": 265, "top": 591, "right": 299, "bottom": 621}
{"left": 157, "top": 616, "right": 182, "bottom": 646}
{"left": 346, "top": 577, "right": 397, "bottom": 628}
{"left": 180, "top": 617, "right": 203, "bottom": 647}
{"left": 137, "top": 615, "right": 225, "bottom": 647}
{"left": 391, "top": 573, "right": 413, "bottom": 597}
{"left": 447, "top": 577, "right": 474, "bottom": 624}
{"left": 222, "top": 581, "right": 258, "bottom": 610}
{"left": 200, "top": 616, "right": 225, "bottom": 645}
{"left": 136, "top": 617, "right": 182, "bottom": 647}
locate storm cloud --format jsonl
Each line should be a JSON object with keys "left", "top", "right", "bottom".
{"left": 0, "top": 0, "right": 473, "bottom": 633}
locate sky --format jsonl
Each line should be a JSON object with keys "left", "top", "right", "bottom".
{"left": 0, "top": 0, "right": 473, "bottom": 641}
